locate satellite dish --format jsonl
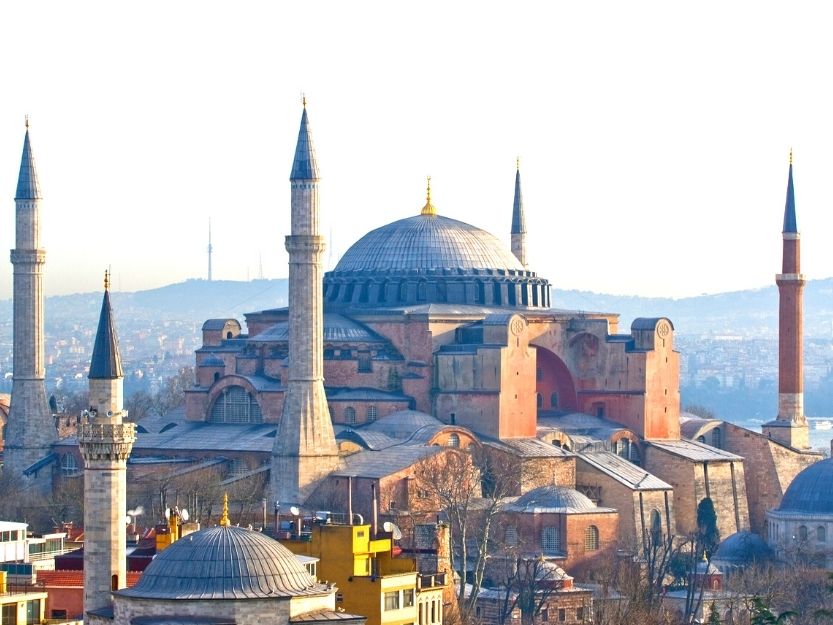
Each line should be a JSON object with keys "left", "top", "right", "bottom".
{"left": 164, "top": 508, "right": 171, "bottom": 519}
{"left": 289, "top": 506, "right": 300, "bottom": 516}
{"left": 180, "top": 509, "right": 190, "bottom": 522}
{"left": 389, "top": 522, "right": 402, "bottom": 540}
{"left": 383, "top": 521, "right": 394, "bottom": 532}
{"left": 125, "top": 515, "right": 132, "bottom": 525}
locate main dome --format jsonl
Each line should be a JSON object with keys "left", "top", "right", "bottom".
{"left": 119, "top": 525, "right": 322, "bottom": 600}
{"left": 325, "top": 213, "right": 550, "bottom": 310}
{"left": 334, "top": 214, "right": 526, "bottom": 273}
{"left": 777, "top": 457, "right": 833, "bottom": 514}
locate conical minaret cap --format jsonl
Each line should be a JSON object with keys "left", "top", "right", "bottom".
{"left": 89, "top": 272, "right": 124, "bottom": 379}
{"left": 290, "top": 103, "right": 320, "bottom": 181}
{"left": 15, "top": 124, "right": 42, "bottom": 200}
{"left": 783, "top": 151, "right": 798, "bottom": 234}
{"left": 511, "top": 162, "right": 526, "bottom": 234}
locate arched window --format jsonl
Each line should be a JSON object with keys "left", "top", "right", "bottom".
{"left": 208, "top": 386, "right": 263, "bottom": 424}
{"left": 61, "top": 454, "right": 79, "bottom": 477}
{"left": 417, "top": 281, "right": 427, "bottom": 302}
{"left": 537, "top": 393, "right": 543, "bottom": 409}
{"left": 505, "top": 526, "right": 518, "bottom": 547}
{"left": 617, "top": 439, "right": 630, "bottom": 459}
{"left": 226, "top": 331, "right": 233, "bottom": 339}
{"left": 798, "top": 525, "right": 808, "bottom": 541}
{"left": 585, "top": 525, "right": 599, "bottom": 551}
{"left": 399, "top": 281, "right": 408, "bottom": 301}
{"left": 213, "top": 372, "right": 220, "bottom": 382}
{"left": 550, "top": 392, "right": 559, "bottom": 409}
{"left": 541, "top": 526, "right": 560, "bottom": 553}
{"left": 345, "top": 407, "right": 357, "bottom": 425}
{"left": 697, "top": 436, "right": 706, "bottom": 444}
{"left": 367, "top": 406, "right": 378, "bottom": 422}
{"left": 818, "top": 526, "right": 827, "bottom": 542}
{"left": 448, "top": 433, "right": 460, "bottom": 448}
{"left": 712, "top": 427, "right": 721, "bottom": 449}
{"left": 650, "top": 510, "right": 662, "bottom": 545}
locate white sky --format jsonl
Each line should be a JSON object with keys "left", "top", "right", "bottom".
{"left": 1, "top": 1, "right": 831, "bottom": 300}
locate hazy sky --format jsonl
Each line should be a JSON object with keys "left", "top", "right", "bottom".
{"left": 1, "top": 1, "right": 831, "bottom": 300}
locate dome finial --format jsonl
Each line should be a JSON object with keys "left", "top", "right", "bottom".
{"left": 516, "top": 155, "right": 520, "bottom": 171}
{"left": 104, "top": 270, "right": 110, "bottom": 292}
{"left": 219, "top": 493, "right": 231, "bottom": 526}
{"left": 24, "top": 114, "right": 29, "bottom": 130}
{"left": 789, "top": 147, "right": 793, "bottom": 165}
{"left": 421, "top": 176, "right": 437, "bottom": 216}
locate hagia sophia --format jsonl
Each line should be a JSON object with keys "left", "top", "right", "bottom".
{"left": 2, "top": 105, "right": 833, "bottom": 622}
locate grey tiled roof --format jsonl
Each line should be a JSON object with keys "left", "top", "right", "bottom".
{"left": 131, "top": 421, "right": 277, "bottom": 454}
{"left": 647, "top": 439, "right": 742, "bottom": 462}
{"left": 337, "top": 430, "right": 401, "bottom": 450}
{"left": 334, "top": 446, "right": 442, "bottom": 478}
{"left": 15, "top": 129, "right": 41, "bottom": 200}
{"left": 485, "top": 438, "right": 573, "bottom": 458}
{"left": 333, "top": 214, "right": 525, "bottom": 273}
{"left": 577, "top": 451, "right": 671, "bottom": 490}
{"left": 324, "top": 387, "right": 409, "bottom": 402}
{"left": 119, "top": 525, "right": 325, "bottom": 599}
{"left": 89, "top": 290, "right": 124, "bottom": 379}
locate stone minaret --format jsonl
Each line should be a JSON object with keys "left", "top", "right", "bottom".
{"left": 763, "top": 151, "right": 809, "bottom": 449}
{"left": 79, "top": 273, "right": 136, "bottom": 616}
{"left": 511, "top": 159, "right": 527, "bottom": 268}
{"left": 207, "top": 218, "right": 213, "bottom": 281}
{"left": 270, "top": 103, "right": 339, "bottom": 507}
{"left": 4, "top": 120, "right": 56, "bottom": 482}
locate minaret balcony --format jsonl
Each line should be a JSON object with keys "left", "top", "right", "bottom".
{"left": 79, "top": 423, "right": 136, "bottom": 461}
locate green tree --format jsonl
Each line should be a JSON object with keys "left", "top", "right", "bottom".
{"left": 750, "top": 595, "right": 795, "bottom": 625}
{"left": 697, "top": 498, "right": 720, "bottom": 558}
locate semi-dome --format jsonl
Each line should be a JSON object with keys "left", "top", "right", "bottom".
{"left": 505, "top": 485, "right": 607, "bottom": 513}
{"left": 778, "top": 458, "right": 833, "bottom": 514}
{"left": 334, "top": 214, "right": 526, "bottom": 274}
{"left": 119, "top": 525, "right": 322, "bottom": 600}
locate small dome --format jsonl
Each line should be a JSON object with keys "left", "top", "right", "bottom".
{"left": 778, "top": 458, "right": 833, "bottom": 514}
{"left": 334, "top": 214, "right": 525, "bottom": 273}
{"left": 120, "top": 525, "right": 322, "bottom": 600}
{"left": 505, "top": 486, "right": 597, "bottom": 513}
{"left": 713, "top": 531, "right": 772, "bottom": 565}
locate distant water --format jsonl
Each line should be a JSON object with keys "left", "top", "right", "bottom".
{"left": 740, "top": 419, "right": 831, "bottom": 455}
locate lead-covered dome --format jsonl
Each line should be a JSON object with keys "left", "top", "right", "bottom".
{"left": 778, "top": 458, "right": 833, "bottom": 514}
{"left": 504, "top": 486, "right": 610, "bottom": 513}
{"left": 335, "top": 215, "right": 526, "bottom": 273}
{"left": 119, "top": 525, "right": 323, "bottom": 600}
{"left": 325, "top": 213, "right": 550, "bottom": 310}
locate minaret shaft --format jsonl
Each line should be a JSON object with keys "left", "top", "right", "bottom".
{"left": 5, "top": 128, "right": 55, "bottom": 480}
{"left": 80, "top": 284, "right": 135, "bottom": 616}
{"left": 271, "top": 107, "right": 339, "bottom": 507}
{"left": 764, "top": 158, "right": 808, "bottom": 448}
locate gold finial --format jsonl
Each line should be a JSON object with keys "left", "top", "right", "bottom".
{"left": 789, "top": 148, "right": 793, "bottom": 165}
{"left": 302, "top": 93, "right": 307, "bottom": 109}
{"left": 219, "top": 493, "right": 231, "bottom": 526}
{"left": 24, "top": 115, "right": 29, "bottom": 130}
{"left": 516, "top": 156, "right": 520, "bottom": 171}
{"left": 420, "top": 176, "right": 437, "bottom": 216}
{"left": 104, "top": 270, "right": 110, "bottom": 291}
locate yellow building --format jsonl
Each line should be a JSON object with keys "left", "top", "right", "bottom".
{"left": 281, "top": 521, "right": 445, "bottom": 625}
{"left": 0, "top": 571, "right": 47, "bottom": 625}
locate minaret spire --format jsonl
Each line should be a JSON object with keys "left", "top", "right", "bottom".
{"left": 764, "top": 150, "right": 809, "bottom": 449}
{"left": 207, "top": 218, "right": 213, "bottom": 281}
{"left": 511, "top": 158, "right": 527, "bottom": 267}
{"left": 271, "top": 103, "right": 339, "bottom": 507}
{"left": 5, "top": 119, "right": 56, "bottom": 485}
{"left": 80, "top": 274, "right": 136, "bottom": 616}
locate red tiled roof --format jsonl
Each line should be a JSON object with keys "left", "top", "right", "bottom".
{"left": 37, "top": 570, "right": 142, "bottom": 588}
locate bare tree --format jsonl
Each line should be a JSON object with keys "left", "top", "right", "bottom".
{"left": 495, "top": 556, "right": 572, "bottom": 625}
{"left": 413, "top": 445, "right": 521, "bottom": 622}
